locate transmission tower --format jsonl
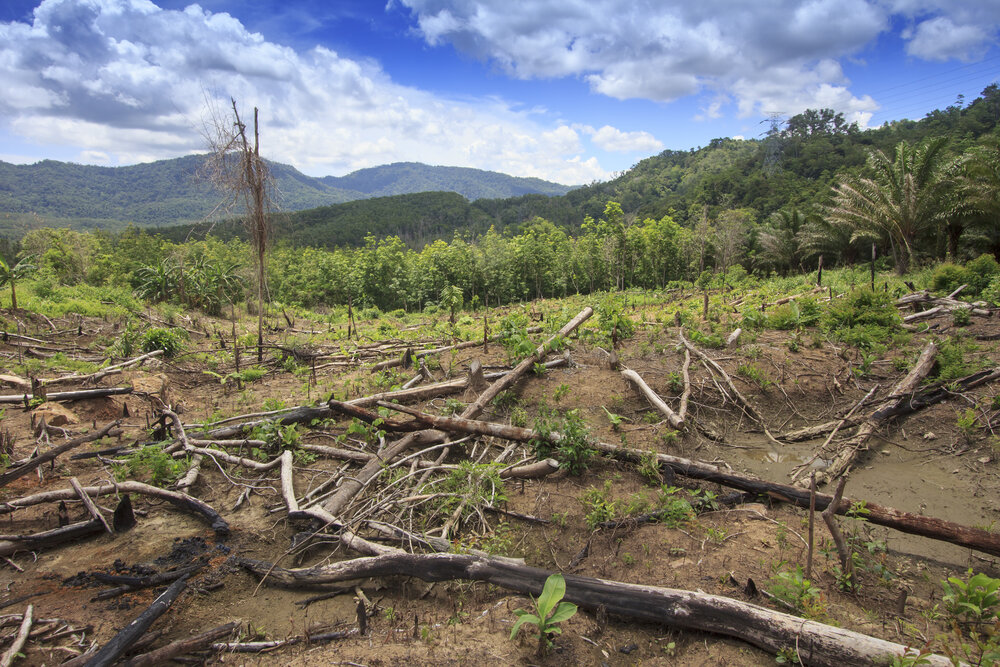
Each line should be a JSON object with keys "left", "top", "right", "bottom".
{"left": 761, "top": 111, "right": 785, "bottom": 177}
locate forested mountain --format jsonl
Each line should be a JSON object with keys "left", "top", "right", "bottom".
{"left": 322, "top": 162, "right": 574, "bottom": 199}
{"left": 0, "top": 156, "right": 575, "bottom": 238}
{"left": 159, "top": 84, "right": 1000, "bottom": 252}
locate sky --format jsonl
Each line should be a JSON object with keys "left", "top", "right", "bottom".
{"left": 0, "top": 1, "right": 998, "bottom": 185}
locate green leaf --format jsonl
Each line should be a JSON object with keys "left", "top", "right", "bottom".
{"left": 509, "top": 613, "right": 540, "bottom": 639}
{"left": 537, "top": 573, "right": 566, "bottom": 619}
{"left": 547, "top": 601, "right": 578, "bottom": 625}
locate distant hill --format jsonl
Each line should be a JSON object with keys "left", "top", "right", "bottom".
{"left": 0, "top": 155, "right": 575, "bottom": 237}
{"left": 322, "top": 162, "right": 574, "bottom": 200}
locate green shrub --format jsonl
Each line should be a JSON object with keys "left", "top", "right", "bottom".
{"left": 964, "top": 254, "right": 1000, "bottom": 295}
{"left": 114, "top": 446, "right": 188, "bottom": 487}
{"left": 983, "top": 277, "right": 1000, "bottom": 307}
{"left": 141, "top": 327, "right": 185, "bottom": 357}
{"left": 931, "top": 263, "right": 967, "bottom": 293}
{"left": 821, "top": 290, "right": 900, "bottom": 349}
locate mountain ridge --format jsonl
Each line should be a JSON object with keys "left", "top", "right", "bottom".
{"left": 0, "top": 154, "right": 576, "bottom": 237}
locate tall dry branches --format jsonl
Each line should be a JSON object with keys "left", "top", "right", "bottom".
{"left": 202, "top": 98, "right": 273, "bottom": 361}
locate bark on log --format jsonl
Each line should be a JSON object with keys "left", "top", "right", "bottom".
{"left": 621, "top": 369, "right": 683, "bottom": 428}
{"left": 0, "top": 421, "right": 121, "bottom": 488}
{"left": 69, "top": 477, "right": 112, "bottom": 534}
{"left": 81, "top": 574, "right": 189, "bottom": 667}
{"left": 122, "top": 622, "right": 237, "bottom": 667}
{"left": 808, "top": 341, "right": 937, "bottom": 486}
{"left": 0, "top": 482, "right": 228, "bottom": 536}
{"left": 239, "top": 552, "right": 947, "bottom": 667}
{"left": 371, "top": 404, "right": 1000, "bottom": 559}
{"left": 0, "top": 520, "right": 105, "bottom": 558}
{"left": 0, "top": 387, "right": 132, "bottom": 404}
{"left": 319, "top": 307, "right": 592, "bottom": 519}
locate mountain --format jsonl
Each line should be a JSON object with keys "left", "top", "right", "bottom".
{"left": 0, "top": 155, "right": 575, "bottom": 237}
{"left": 322, "top": 162, "right": 574, "bottom": 200}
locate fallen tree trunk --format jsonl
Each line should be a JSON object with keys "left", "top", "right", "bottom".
{"left": 621, "top": 369, "right": 683, "bottom": 428}
{"left": 0, "top": 421, "right": 121, "bottom": 489}
{"left": 369, "top": 404, "right": 1000, "bottom": 559}
{"left": 123, "top": 621, "right": 237, "bottom": 667}
{"left": 319, "top": 307, "right": 592, "bottom": 519}
{"left": 196, "top": 358, "right": 569, "bottom": 440}
{"left": 239, "top": 552, "right": 947, "bottom": 667}
{"left": 80, "top": 574, "right": 190, "bottom": 667}
{"left": 0, "top": 387, "right": 132, "bottom": 404}
{"left": 0, "top": 520, "right": 105, "bottom": 558}
{"left": 807, "top": 340, "right": 937, "bottom": 486}
{"left": 0, "top": 481, "right": 228, "bottom": 536}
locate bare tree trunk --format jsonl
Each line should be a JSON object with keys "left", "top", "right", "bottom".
{"left": 240, "top": 553, "right": 950, "bottom": 667}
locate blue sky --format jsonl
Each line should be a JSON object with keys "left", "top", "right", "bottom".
{"left": 0, "top": 1, "right": 998, "bottom": 185}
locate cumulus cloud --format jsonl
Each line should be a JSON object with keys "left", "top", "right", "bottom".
{"left": 0, "top": 0, "right": 607, "bottom": 183}
{"left": 400, "top": 0, "right": 1000, "bottom": 118}
{"left": 584, "top": 125, "right": 663, "bottom": 153}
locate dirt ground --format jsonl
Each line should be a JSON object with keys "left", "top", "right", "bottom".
{"left": 1, "top": 299, "right": 999, "bottom": 666}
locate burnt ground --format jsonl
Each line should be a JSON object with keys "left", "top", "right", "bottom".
{"left": 1, "top": 297, "right": 999, "bottom": 666}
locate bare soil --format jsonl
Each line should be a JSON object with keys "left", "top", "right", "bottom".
{"left": 1, "top": 301, "right": 999, "bottom": 665}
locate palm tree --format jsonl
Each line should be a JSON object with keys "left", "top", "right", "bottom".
{"left": 134, "top": 259, "right": 178, "bottom": 303}
{"left": 826, "top": 137, "right": 959, "bottom": 274}
{"left": 758, "top": 208, "right": 817, "bottom": 275}
{"left": 963, "top": 138, "right": 1000, "bottom": 261}
{"left": 0, "top": 255, "right": 37, "bottom": 310}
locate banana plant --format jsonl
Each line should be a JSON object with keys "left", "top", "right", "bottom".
{"left": 510, "top": 573, "right": 578, "bottom": 656}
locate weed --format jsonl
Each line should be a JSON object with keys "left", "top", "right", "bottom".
{"left": 767, "top": 566, "right": 827, "bottom": 619}
{"left": 553, "top": 384, "right": 570, "bottom": 403}
{"left": 114, "top": 446, "right": 188, "bottom": 487}
{"left": 957, "top": 408, "right": 979, "bottom": 443}
{"left": 736, "top": 363, "right": 772, "bottom": 389}
{"left": 602, "top": 406, "right": 627, "bottom": 430}
{"left": 637, "top": 450, "right": 663, "bottom": 485}
{"left": 532, "top": 408, "right": 594, "bottom": 475}
{"left": 942, "top": 570, "right": 1000, "bottom": 632}
{"left": 582, "top": 481, "right": 619, "bottom": 530}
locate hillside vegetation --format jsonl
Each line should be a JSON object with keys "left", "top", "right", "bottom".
{"left": 0, "top": 156, "right": 574, "bottom": 238}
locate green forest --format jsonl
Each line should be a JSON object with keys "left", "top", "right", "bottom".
{"left": 2, "top": 85, "right": 999, "bottom": 315}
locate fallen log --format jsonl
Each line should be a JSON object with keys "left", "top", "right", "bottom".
{"left": 0, "top": 604, "right": 31, "bottom": 667}
{"left": 239, "top": 552, "right": 947, "bottom": 667}
{"left": 80, "top": 574, "right": 190, "bottom": 667}
{"left": 807, "top": 340, "right": 937, "bottom": 486}
{"left": 621, "top": 369, "right": 683, "bottom": 428}
{"left": 0, "top": 520, "right": 105, "bottom": 558}
{"left": 39, "top": 350, "right": 163, "bottom": 387}
{"left": 123, "top": 621, "right": 237, "bottom": 667}
{"left": 196, "top": 357, "right": 570, "bottom": 440}
{"left": 370, "top": 327, "right": 542, "bottom": 371}
{"left": 0, "top": 482, "right": 228, "bottom": 536}
{"left": 370, "top": 404, "right": 1000, "bottom": 559}
{"left": 319, "top": 307, "right": 592, "bottom": 518}
{"left": 0, "top": 421, "right": 121, "bottom": 489}
{"left": 0, "top": 387, "right": 132, "bottom": 404}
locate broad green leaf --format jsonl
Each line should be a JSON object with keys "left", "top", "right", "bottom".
{"left": 547, "top": 601, "right": 578, "bottom": 625}
{"left": 510, "top": 613, "right": 540, "bottom": 639}
{"left": 537, "top": 573, "right": 566, "bottom": 619}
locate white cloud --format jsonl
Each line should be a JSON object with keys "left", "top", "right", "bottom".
{"left": 0, "top": 0, "right": 607, "bottom": 184}
{"left": 586, "top": 125, "right": 663, "bottom": 153}
{"left": 905, "top": 17, "right": 992, "bottom": 62}
{"left": 400, "top": 0, "right": 1000, "bottom": 119}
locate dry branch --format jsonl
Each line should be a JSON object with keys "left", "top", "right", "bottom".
{"left": 807, "top": 340, "right": 937, "bottom": 486}
{"left": 0, "top": 482, "right": 228, "bottom": 536}
{"left": 82, "top": 574, "right": 190, "bottom": 667}
{"left": 370, "top": 405, "right": 1000, "bottom": 558}
{"left": 679, "top": 330, "right": 780, "bottom": 444}
{"left": 0, "top": 387, "right": 132, "bottom": 404}
{"left": 621, "top": 368, "right": 683, "bottom": 428}
{"left": 239, "top": 552, "right": 947, "bottom": 667}
{"left": 0, "top": 421, "right": 120, "bottom": 488}
{"left": 319, "top": 307, "right": 592, "bottom": 519}
{"left": 123, "top": 622, "right": 237, "bottom": 667}
{"left": 0, "top": 604, "right": 31, "bottom": 667}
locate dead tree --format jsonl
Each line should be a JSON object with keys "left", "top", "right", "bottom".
{"left": 203, "top": 98, "right": 274, "bottom": 363}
